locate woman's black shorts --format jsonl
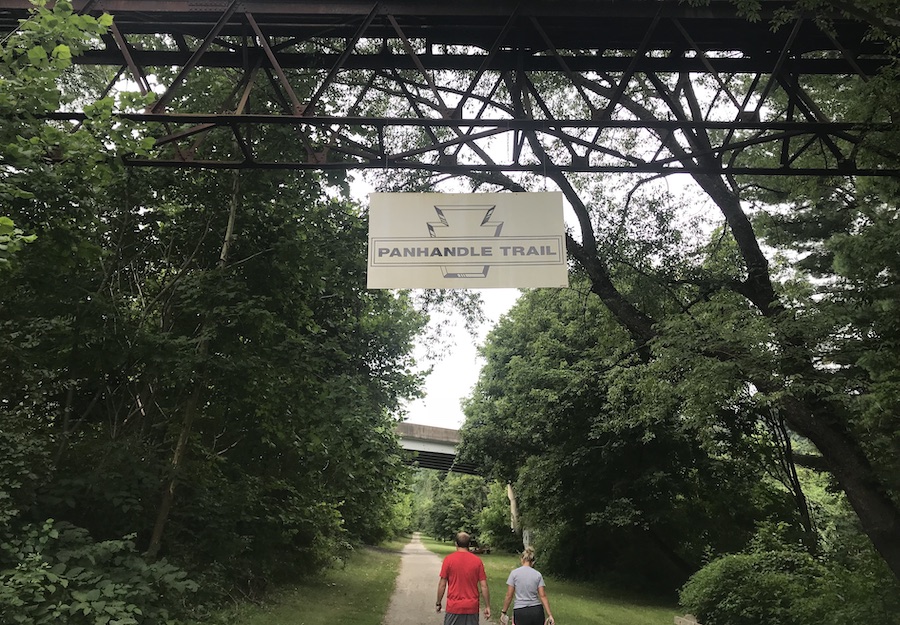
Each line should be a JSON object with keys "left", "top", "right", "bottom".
{"left": 513, "top": 604, "right": 545, "bottom": 625}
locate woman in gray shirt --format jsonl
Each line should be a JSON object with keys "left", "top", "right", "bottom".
{"left": 500, "top": 546, "right": 555, "bottom": 625}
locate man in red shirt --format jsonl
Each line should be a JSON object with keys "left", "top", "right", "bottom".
{"left": 436, "top": 532, "right": 491, "bottom": 625}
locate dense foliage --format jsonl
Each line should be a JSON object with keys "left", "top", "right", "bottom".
{"left": 448, "top": 6, "right": 900, "bottom": 623}
{"left": 408, "top": 470, "right": 520, "bottom": 552}
{"left": 456, "top": 0, "right": 900, "bottom": 616}
{"left": 1, "top": 2, "right": 424, "bottom": 621}
{"left": 461, "top": 286, "right": 804, "bottom": 590}
{"left": 680, "top": 519, "right": 900, "bottom": 625}
{"left": 412, "top": 471, "right": 486, "bottom": 542}
{"left": 3, "top": 0, "right": 900, "bottom": 622}
{"left": 0, "top": 521, "right": 197, "bottom": 625}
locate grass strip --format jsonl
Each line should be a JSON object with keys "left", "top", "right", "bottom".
{"left": 420, "top": 536, "right": 677, "bottom": 625}
{"left": 200, "top": 542, "right": 404, "bottom": 625}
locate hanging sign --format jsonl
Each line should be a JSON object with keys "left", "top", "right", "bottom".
{"left": 367, "top": 192, "right": 568, "bottom": 289}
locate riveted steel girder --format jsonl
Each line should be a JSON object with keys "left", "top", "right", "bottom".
{"left": 2, "top": 0, "right": 898, "bottom": 175}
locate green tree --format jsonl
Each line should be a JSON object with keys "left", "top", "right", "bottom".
{"left": 0, "top": 3, "right": 203, "bottom": 622}
{"left": 410, "top": 468, "right": 439, "bottom": 531}
{"left": 447, "top": 2, "right": 900, "bottom": 581}
{"left": 0, "top": 3, "right": 428, "bottom": 617}
{"left": 426, "top": 473, "right": 489, "bottom": 542}
{"left": 461, "top": 285, "right": 799, "bottom": 588}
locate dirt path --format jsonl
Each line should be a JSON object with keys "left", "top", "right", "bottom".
{"left": 381, "top": 532, "right": 446, "bottom": 625}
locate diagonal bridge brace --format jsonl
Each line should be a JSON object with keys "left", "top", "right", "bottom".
{"left": 3, "top": 0, "right": 898, "bottom": 175}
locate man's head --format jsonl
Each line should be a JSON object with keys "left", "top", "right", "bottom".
{"left": 455, "top": 532, "right": 471, "bottom": 549}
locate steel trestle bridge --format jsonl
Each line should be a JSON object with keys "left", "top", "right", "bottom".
{"left": 1, "top": 0, "right": 898, "bottom": 176}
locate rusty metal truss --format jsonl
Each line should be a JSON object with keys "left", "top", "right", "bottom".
{"left": 2, "top": 0, "right": 898, "bottom": 176}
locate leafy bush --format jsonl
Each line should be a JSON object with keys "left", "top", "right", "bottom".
{"left": 679, "top": 550, "right": 831, "bottom": 625}
{"left": 0, "top": 411, "right": 52, "bottom": 527}
{"left": 679, "top": 547, "right": 900, "bottom": 625}
{"left": 0, "top": 216, "right": 37, "bottom": 267}
{"left": 0, "top": 520, "right": 197, "bottom": 625}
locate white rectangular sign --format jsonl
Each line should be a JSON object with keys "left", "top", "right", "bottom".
{"left": 367, "top": 192, "right": 568, "bottom": 289}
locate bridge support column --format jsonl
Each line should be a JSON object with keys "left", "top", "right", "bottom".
{"left": 506, "top": 482, "right": 519, "bottom": 531}
{"left": 507, "top": 482, "right": 532, "bottom": 549}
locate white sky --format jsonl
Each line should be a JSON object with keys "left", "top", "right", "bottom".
{"left": 402, "top": 288, "right": 522, "bottom": 430}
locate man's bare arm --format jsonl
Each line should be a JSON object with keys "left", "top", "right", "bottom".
{"left": 479, "top": 579, "right": 491, "bottom": 619}
{"left": 436, "top": 577, "right": 448, "bottom": 612}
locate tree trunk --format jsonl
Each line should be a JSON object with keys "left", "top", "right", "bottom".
{"left": 781, "top": 394, "right": 900, "bottom": 580}
{"left": 564, "top": 156, "right": 900, "bottom": 582}
{"left": 146, "top": 380, "right": 203, "bottom": 558}
{"left": 767, "top": 414, "right": 818, "bottom": 553}
{"left": 507, "top": 482, "right": 520, "bottom": 531}
{"left": 675, "top": 130, "right": 900, "bottom": 580}
{"left": 145, "top": 172, "right": 240, "bottom": 559}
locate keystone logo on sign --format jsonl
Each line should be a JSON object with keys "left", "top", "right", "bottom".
{"left": 426, "top": 205, "right": 502, "bottom": 279}
{"left": 367, "top": 192, "right": 568, "bottom": 289}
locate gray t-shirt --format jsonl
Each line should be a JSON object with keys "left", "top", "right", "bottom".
{"left": 506, "top": 565, "right": 545, "bottom": 609}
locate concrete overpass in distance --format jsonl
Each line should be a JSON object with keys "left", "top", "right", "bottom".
{"left": 397, "top": 422, "right": 480, "bottom": 475}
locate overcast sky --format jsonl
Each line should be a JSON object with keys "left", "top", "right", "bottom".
{"left": 402, "top": 288, "right": 521, "bottom": 430}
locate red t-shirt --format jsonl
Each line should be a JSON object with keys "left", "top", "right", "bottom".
{"left": 439, "top": 550, "right": 487, "bottom": 614}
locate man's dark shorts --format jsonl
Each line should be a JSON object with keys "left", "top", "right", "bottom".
{"left": 444, "top": 613, "right": 480, "bottom": 625}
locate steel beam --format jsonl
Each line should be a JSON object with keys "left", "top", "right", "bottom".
{"left": 2, "top": 0, "right": 897, "bottom": 175}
